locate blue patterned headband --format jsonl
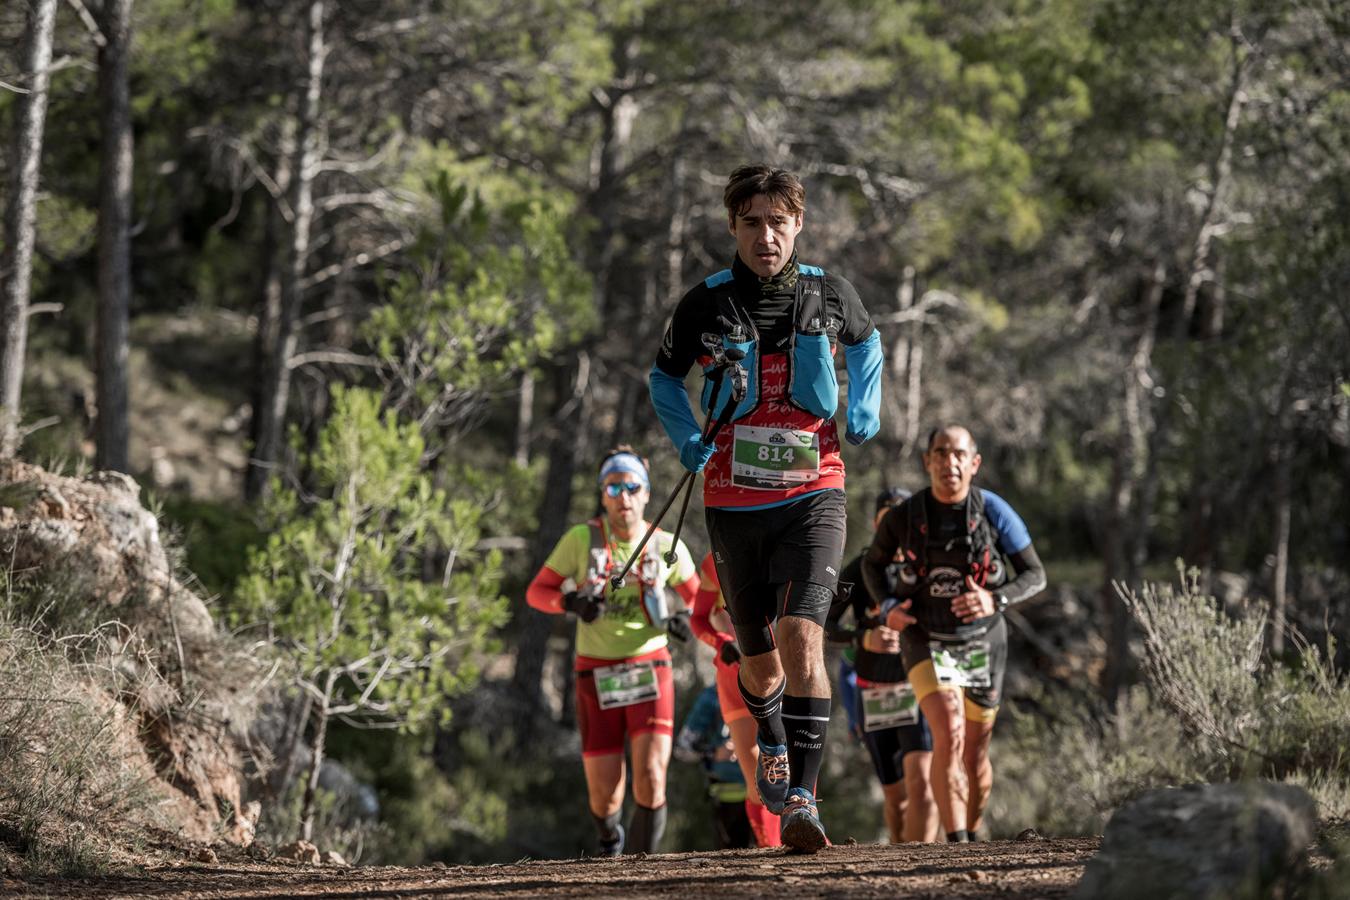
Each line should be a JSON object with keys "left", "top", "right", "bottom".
{"left": 598, "top": 452, "right": 649, "bottom": 488}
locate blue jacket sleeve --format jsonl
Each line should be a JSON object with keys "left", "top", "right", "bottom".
{"left": 649, "top": 365, "right": 701, "bottom": 451}
{"left": 843, "top": 329, "right": 883, "bottom": 445}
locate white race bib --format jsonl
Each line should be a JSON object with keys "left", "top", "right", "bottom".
{"left": 931, "top": 641, "right": 992, "bottom": 689}
{"left": 593, "top": 661, "right": 660, "bottom": 710}
{"left": 730, "top": 425, "right": 820, "bottom": 490}
{"left": 861, "top": 682, "right": 919, "bottom": 732}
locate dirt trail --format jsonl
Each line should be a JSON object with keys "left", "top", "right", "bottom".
{"left": 5, "top": 837, "right": 1099, "bottom": 899}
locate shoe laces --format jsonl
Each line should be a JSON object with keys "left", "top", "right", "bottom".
{"left": 762, "top": 749, "right": 790, "bottom": 785}
{"left": 784, "top": 791, "right": 818, "bottom": 816}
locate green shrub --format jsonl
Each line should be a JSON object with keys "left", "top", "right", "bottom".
{"left": 990, "top": 565, "right": 1350, "bottom": 838}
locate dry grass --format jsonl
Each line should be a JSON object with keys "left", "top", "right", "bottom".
{"left": 0, "top": 610, "right": 161, "bottom": 875}
{"left": 990, "top": 565, "right": 1350, "bottom": 839}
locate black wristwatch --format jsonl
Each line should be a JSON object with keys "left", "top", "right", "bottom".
{"left": 995, "top": 593, "right": 1010, "bottom": 613}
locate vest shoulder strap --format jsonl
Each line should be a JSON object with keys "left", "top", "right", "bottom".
{"left": 587, "top": 517, "right": 665, "bottom": 585}
{"left": 705, "top": 269, "right": 734, "bottom": 289}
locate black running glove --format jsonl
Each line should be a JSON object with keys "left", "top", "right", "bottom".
{"left": 666, "top": 611, "right": 693, "bottom": 643}
{"left": 718, "top": 640, "right": 742, "bottom": 666}
{"left": 562, "top": 590, "right": 605, "bottom": 623}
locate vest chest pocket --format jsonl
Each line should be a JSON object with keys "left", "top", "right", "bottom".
{"left": 789, "top": 332, "right": 839, "bottom": 419}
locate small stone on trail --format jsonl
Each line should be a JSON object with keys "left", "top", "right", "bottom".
{"left": 1017, "top": 828, "right": 1043, "bottom": 841}
{"left": 431, "top": 861, "right": 448, "bottom": 869}
{"left": 844, "top": 837, "right": 858, "bottom": 845}
{"left": 246, "top": 843, "right": 271, "bottom": 861}
{"left": 278, "top": 840, "right": 321, "bottom": 865}
{"left": 194, "top": 848, "right": 217, "bottom": 864}
{"left": 321, "top": 850, "right": 348, "bottom": 866}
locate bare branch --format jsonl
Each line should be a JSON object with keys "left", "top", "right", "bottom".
{"left": 287, "top": 350, "right": 380, "bottom": 370}
{"left": 65, "top": 0, "right": 106, "bottom": 47}
{"left": 871, "top": 290, "right": 965, "bottom": 326}
{"left": 299, "top": 238, "right": 407, "bottom": 291}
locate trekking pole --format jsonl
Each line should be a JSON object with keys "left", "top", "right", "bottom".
{"left": 611, "top": 349, "right": 746, "bottom": 589}
{"left": 663, "top": 359, "right": 747, "bottom": 563}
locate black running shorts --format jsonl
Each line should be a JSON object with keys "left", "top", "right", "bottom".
{"left": 705, "top": 489, "right": 847, "bottom": 657}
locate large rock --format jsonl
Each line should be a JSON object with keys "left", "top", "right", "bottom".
{"left": 1075, "top": 781, "right": 1317, "bottom": 899}
{"left": 0, "top": 460, "right": 260, "bottom": 845}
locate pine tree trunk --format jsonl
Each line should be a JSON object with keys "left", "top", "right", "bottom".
{"left": 1102, "top": 264, "right": 1164, "bottom": 706}
{"left": 246, "top": 117, "right": 295, "bottom": 499}
{"left": 268, "top": 690, "right": 313, "bottom": 803}
{"left": 509, "top": 362, "right": 591, "bottom": 738}
{"left": 514, "top": 372, "right": 534, "bottom": 468}
{"left": 1270, "top": 447, "right": 1291, "bottom": 657}
{"left": 96, "top": 0, "right": 135, "bottom": 474}
{"left": 299, "top": 674, "right": 333, "bottom": 842}
{"left": 0, "top": 0, "right": 57, "bottom": 459}
{"left": 249, "top": 0, "right": 325, "bottom": 499}
{"left": 510, "top": 42, "right": 637, "bottom": 735}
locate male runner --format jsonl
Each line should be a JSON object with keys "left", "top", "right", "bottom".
{"left": 863, "top": 425, "right": 1046, "bottom": 842}
{"left": 649, "top": 164, "right": 883, "bottom": 851}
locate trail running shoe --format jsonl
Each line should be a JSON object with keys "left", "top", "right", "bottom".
{"left": 598, "top": 823, "right": 624, "bottom": 857}
{"left": 780, "top": 788, "right": 827, "bottom": 853}
{"left": 755, "top": 738, "right": 791, "bottom": 814}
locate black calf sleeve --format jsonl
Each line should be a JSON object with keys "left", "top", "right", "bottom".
{"left": 592, "top": 809, "right": 621, "bottom": 843}
{"left": 738, "top": 677, "right": 787, "bottom": 748}
{"left": 782, "top": 694, "right": 831, "bottom": 794}
{"left": 628, "top": 803, "right": 667, "bottom": 854}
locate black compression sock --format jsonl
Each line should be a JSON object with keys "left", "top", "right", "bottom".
{"left": 592, "top": 810, "right": 622, "bottom": 843}
{"left": 738, "top": 678, "right": 787, "bottom": 748}
{"left": 782, "top": 695, "right": 831, "bottom": 794}
{"left": 947, "top": 829, "right": 971, "bottom": 842}
{"left": 628, "top": 803, "right": 667, "bottom": 854}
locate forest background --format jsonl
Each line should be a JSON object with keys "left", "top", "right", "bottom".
{"left": 1, "top": 0, "right": 1347, "bottom": 869}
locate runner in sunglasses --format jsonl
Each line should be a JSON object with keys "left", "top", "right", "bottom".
{"left": 526, "top": 445, "right": 699, "bottom": 856}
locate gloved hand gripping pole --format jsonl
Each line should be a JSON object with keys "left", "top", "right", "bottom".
{"left": 610, "top": 348, "right": 747, "bottom": 589}
{"left": 663, "top": 356, "right": 747, "bottom": 563}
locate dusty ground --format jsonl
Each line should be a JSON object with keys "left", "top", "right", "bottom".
{"left": 4, "top": 837, "right": 1099, "bottom": 899}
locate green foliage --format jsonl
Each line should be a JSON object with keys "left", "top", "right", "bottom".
{"left": 366, "top": 167, "right": 592, "bottom": 429}
{"left": 155, "top": 495, "right": 261, "bottom": 600}
{"left": 234, "top": 385, "right": 509, "bottom": 730}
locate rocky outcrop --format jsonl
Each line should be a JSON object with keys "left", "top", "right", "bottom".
{"left": 0, "top": 460, "right": 260, "bottom": 844}
{"left": 1075, "top": 781, "right": 1317, "bottom": 899}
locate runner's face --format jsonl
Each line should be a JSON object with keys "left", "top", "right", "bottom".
{"left": 729, "top": 193, "right": 803, "bottom": 278}
{"left": 601, "top": 471, "right": 648, "bottom": 535}
{"left": 923, "top": 428, "right": 981, "bottom": 503}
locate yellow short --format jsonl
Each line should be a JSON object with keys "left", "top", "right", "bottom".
{"left": 907, "top": 660, "right": 999, "bottom": 724}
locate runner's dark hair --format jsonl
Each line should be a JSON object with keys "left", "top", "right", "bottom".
{"left": 925, "top": 425, "right": 978, "bottom": 455}
{"left": 723, "top": 165, "right": 806, "bottom": 218}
